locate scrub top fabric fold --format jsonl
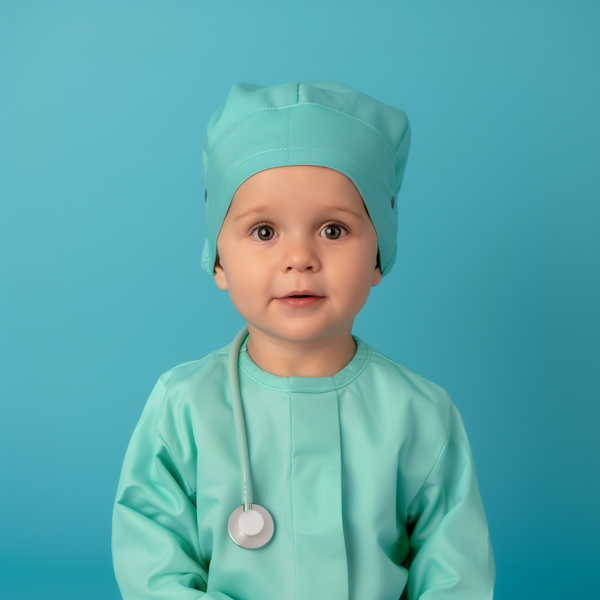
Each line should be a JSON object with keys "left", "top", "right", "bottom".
{"left": 112, "top": 332, "right": 495, "bottom": 599}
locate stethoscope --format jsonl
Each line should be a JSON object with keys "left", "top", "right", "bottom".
{"left": 227, "top": 325, "right": 275, "bottom": 550}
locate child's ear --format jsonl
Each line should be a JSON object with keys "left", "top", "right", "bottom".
{"left": 372, "top": 265, "right": 382, "bottom": 287}
{"left": 214, "top": 254, "right": 228, "bottom": 291}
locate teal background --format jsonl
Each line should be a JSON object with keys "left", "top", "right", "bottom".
{"left": 0, "top": 1, "right": 598, "bottom": 598}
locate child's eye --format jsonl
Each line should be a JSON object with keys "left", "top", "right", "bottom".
{"left": 320, "top": 223, "right": 348, "bottom": 240}
{"left": 250, "top": 224, "right": 277, "bottom": 241}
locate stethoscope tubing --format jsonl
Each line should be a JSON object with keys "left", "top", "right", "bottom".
{"left": 228, "top": 325, "right": 254, "bottom": 506}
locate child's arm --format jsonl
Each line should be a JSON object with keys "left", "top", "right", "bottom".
{"left": 403, "top": 400, "right": 496, "bottom": 599}
{"left": 112, "top": 377, "right": 234, "bottom": 600}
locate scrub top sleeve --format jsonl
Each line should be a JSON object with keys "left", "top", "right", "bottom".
{"left": 112, "top": 377, "right": 235, "bottom": 600}
{"left": 404, "top": 401, "right": 496, "bottom": 599}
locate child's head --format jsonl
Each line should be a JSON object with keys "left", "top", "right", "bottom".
{"left": 201, "top": 81, "right": 410, "bottom": 343}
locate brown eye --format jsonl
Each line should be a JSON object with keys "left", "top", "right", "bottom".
{"left": 321, "top": 225, "right": 343, "bottom": 240}
{"left": 252, "top": 225, "right": 275, "bottom": 241}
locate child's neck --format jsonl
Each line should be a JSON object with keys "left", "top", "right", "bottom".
{"left": 245, "top": 323, "right": 357, "bottom": 379}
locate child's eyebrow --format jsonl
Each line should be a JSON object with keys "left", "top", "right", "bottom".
{"left": 324, "top": 206, "right": 366, "bottom": 220}
{"left": 234, "top": 206, "right": 272, "bottom": 222}
{"left": 234, "top": 205, "right": 365, "bottom": 222}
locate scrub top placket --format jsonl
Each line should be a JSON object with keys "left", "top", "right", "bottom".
{"left": 288, "top": 377, "right": 348, "bottom": 600}
{"left": 237, "top": 334, "right": 370, "bottom": 600}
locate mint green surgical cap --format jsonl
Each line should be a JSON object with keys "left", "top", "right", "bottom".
{"left": 201, "top": 81, "right": 411, "bottom": 277}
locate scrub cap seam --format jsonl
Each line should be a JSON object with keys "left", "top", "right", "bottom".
{"left": 212, "top": 103, "right": 395, "bottom": 155}
{"left": 227, "top": 147, "right": 376, "bottom": 192}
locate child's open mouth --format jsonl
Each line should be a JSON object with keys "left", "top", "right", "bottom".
{"left": 276, "top": 291, "right": 325, "bottom": 308}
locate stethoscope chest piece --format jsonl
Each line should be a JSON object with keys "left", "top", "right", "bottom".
{"left": 228, "top": 503, "right": 274, "bottom": 549}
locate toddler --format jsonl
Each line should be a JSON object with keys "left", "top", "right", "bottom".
{"left": 112, "top": 81, "right": 495, "bottom": 599}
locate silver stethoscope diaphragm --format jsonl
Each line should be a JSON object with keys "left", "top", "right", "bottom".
{"left": 227, "top": 326, "right": 275, "bottom": 550}
{"left": 228, "top": 502, "right": 275, "bottom": 549}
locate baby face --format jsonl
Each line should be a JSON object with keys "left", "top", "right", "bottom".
{"left": 214, "top": 165, "right": 381, "bottom": 345}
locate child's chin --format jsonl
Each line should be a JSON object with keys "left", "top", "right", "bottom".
{"left": 269, "top": 323, "right": 346, "bottom": 344}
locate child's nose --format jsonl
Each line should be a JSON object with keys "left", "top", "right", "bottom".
{"left": 281, "top": 236, "right": 321, "bottom": 273}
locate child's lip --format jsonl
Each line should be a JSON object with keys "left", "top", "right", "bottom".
{"left": 279, "top": 289, "right": 323, "bottom": 298}
{"left": 276, "top": 296, "right": 325, "bottom": 308}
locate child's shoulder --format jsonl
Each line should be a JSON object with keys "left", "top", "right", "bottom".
{"left": 360, "top": 339, "right": 456, "bottom": 426}
{"left": 157, "top": 341, "right": 231, "bottom": 391}
{"left": 138, "top": 342, "right": 233, "bottom": 439}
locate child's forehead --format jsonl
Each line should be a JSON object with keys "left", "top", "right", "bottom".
{"left": 230, "top": 166, "right": 366, "bottom": 215}
{"left": 236, "top": 165, "right": 359, "bottom": 194}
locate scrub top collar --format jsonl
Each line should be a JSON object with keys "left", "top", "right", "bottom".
{"left": 237, "top": 331, "right": 372, "bottom": 393}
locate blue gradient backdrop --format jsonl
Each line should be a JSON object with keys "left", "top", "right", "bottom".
{"left": 1, "top": 1, "right": 598, "bottom": 598}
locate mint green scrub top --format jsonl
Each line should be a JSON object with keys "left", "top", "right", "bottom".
{"left": 112, "top": 333, "right": 495, "bottom": 599}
